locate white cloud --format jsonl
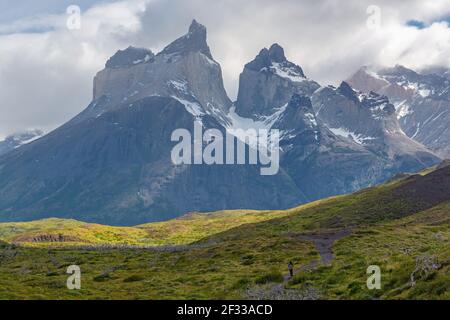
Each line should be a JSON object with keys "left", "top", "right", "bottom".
{"left": 1, "top": 0, "right": 450, "bottom": 138}
{"left": 0, "top": 0, "right": 148, "bottom": 138}
{"left": 134, "top": 0, "right": 450, "bottom": 96}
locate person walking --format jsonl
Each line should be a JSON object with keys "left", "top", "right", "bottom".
{"left": 288, "top": 261, "right": 294, "bottom": 278}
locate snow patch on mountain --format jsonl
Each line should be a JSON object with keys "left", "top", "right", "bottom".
{"left": 304, "top": 112, "right": 317, "bottom": 127}
{"left": 227, "top": 104, "right": 287, "bottom": 132}
{"left": 171, "top": 96, "right": 205, "bottom": 119}
{"left": 168, "top": 80, "right": 189, "bottom": 95}
{"left": 395, "top": 100, "right": 413, "bottom": 119}
{"left": 269, "top": 62, "right": 306, "bottom": 83}
{"left": 225, "top": 105, "right": 288, "bottom": 147}
{"left": 14, "top": 133, "right": 44, "bottom": 147}
{"left": 328, "top": 127, "right": 376, "bottom": 145}
{"left": 418, "top": 88, "right": 431, "bottom": 97}
{"left": 133, "top": 54, "right": 152, "bottom": 65}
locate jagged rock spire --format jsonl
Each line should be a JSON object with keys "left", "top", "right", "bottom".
{"left": 337, "top": 81, "right": 359, "bottom": 103}
{"left": 244, "top": 43, "right": 305, "bottom": 79}
{"left": 245, "top": 43, "right": 288, "bottom": 71}
{"left": 160, "top": 19, "right": 213, "bottom": 59}
{"left": 268, "top": 43, "right": 287, "bottom": 63}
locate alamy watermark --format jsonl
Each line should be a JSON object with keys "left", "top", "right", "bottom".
{"left": 171, "top": 122, "right": 280, "bottom": 176}
{"left": 366, "top": 5, "right": 382, "bottom": 33}
{"left": 67, "top": 265, "right": 81, "bottom": 290}
{"left": 367, "top": 265, "right": 381, "bottom": 290}
{"left": 66, "top": 5, "right": 82, "bottom": 30}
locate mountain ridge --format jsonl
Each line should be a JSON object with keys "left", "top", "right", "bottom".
{"left": 347, "top": 65, "right": 450, "bottom": 158}
{"left": 0, "top": 20, "right": 445, "bottom": 225}
{"left": 0, "top": 129, "right": 44, "bottom": 157}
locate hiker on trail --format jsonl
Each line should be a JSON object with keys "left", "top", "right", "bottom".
{"left": 288, "top": 261, "right": 294, "bottom": 278}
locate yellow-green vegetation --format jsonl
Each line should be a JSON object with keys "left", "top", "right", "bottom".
{"left": 137, "top": 210, "right": 291, "bottom": 245}
{"left": 0, "top": 168, "right": 448, "bottom": 300}
{"left": 0, "top": 210, "right": 289, "bottom": 247}
{"left": 0, "top": 219, "right": 149, "bottom": 247}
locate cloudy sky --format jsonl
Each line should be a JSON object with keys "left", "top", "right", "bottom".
{"left": 1, "top": 0, "right": 450, "bottom": 138}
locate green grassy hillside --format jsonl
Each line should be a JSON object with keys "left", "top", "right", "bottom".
{"left": 0, "top": 210, "right": 289, "bottom": 247}
{"left": 0, "top": 164, "right": 448, "bottom": 300}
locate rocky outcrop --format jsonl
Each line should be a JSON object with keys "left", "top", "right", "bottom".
{"left": 312, "top": 82, "right": 440, "bottom": 173}
{"left": 273, "top": 94, "right": 390, "bottom": 201}
{"left": 92, "top": 20, "right": 231, "bottom": 125}
{"left": 347, "top": 65, "right": 450, "bottom": 158}
{"left": 235, "top": 44, "right": 320, "bottom": 118}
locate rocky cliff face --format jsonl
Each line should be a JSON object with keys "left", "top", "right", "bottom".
{"left": 91, "top": 20, "right": 231, "bottom": 125}
{"left": 231, "top": 48, "right": 440, "bottom": 200}
{"left": 235, "top": 44, "right": 320, "bottom": 118}
{"left": 272, "top": 94, "right": 389, "bottom": 200}
{"left": 312, "top": 82, "right": 440, "bottom": 173}
{"left": 0, "top": 96, "right": 303, "bottom": 225}
{"left": 347, "top": 65, "right": 450, "bottom": 158}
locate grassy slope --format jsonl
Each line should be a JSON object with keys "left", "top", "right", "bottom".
{"left": 0, "top": 169, "right": 448, "bottom": 300}
{"left": 287, "top": 203, "right": 450, "bottom": 299}
{"left": 0, "top": 210, "right": 291, "bottom": 247}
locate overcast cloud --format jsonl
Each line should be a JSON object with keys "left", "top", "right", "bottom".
{"left": 1, "top": 0, "right": 450, "bottom": 138}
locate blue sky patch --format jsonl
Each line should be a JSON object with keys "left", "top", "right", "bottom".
{"left": 406, "top": 20, "right": 426, "bottom": 29}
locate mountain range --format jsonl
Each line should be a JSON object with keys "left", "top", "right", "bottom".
{"left": 0, "top": 20, "right": 445, "bottom": 225}
{"left": 347, "top": 65, "right": 450, "bottom": 158}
